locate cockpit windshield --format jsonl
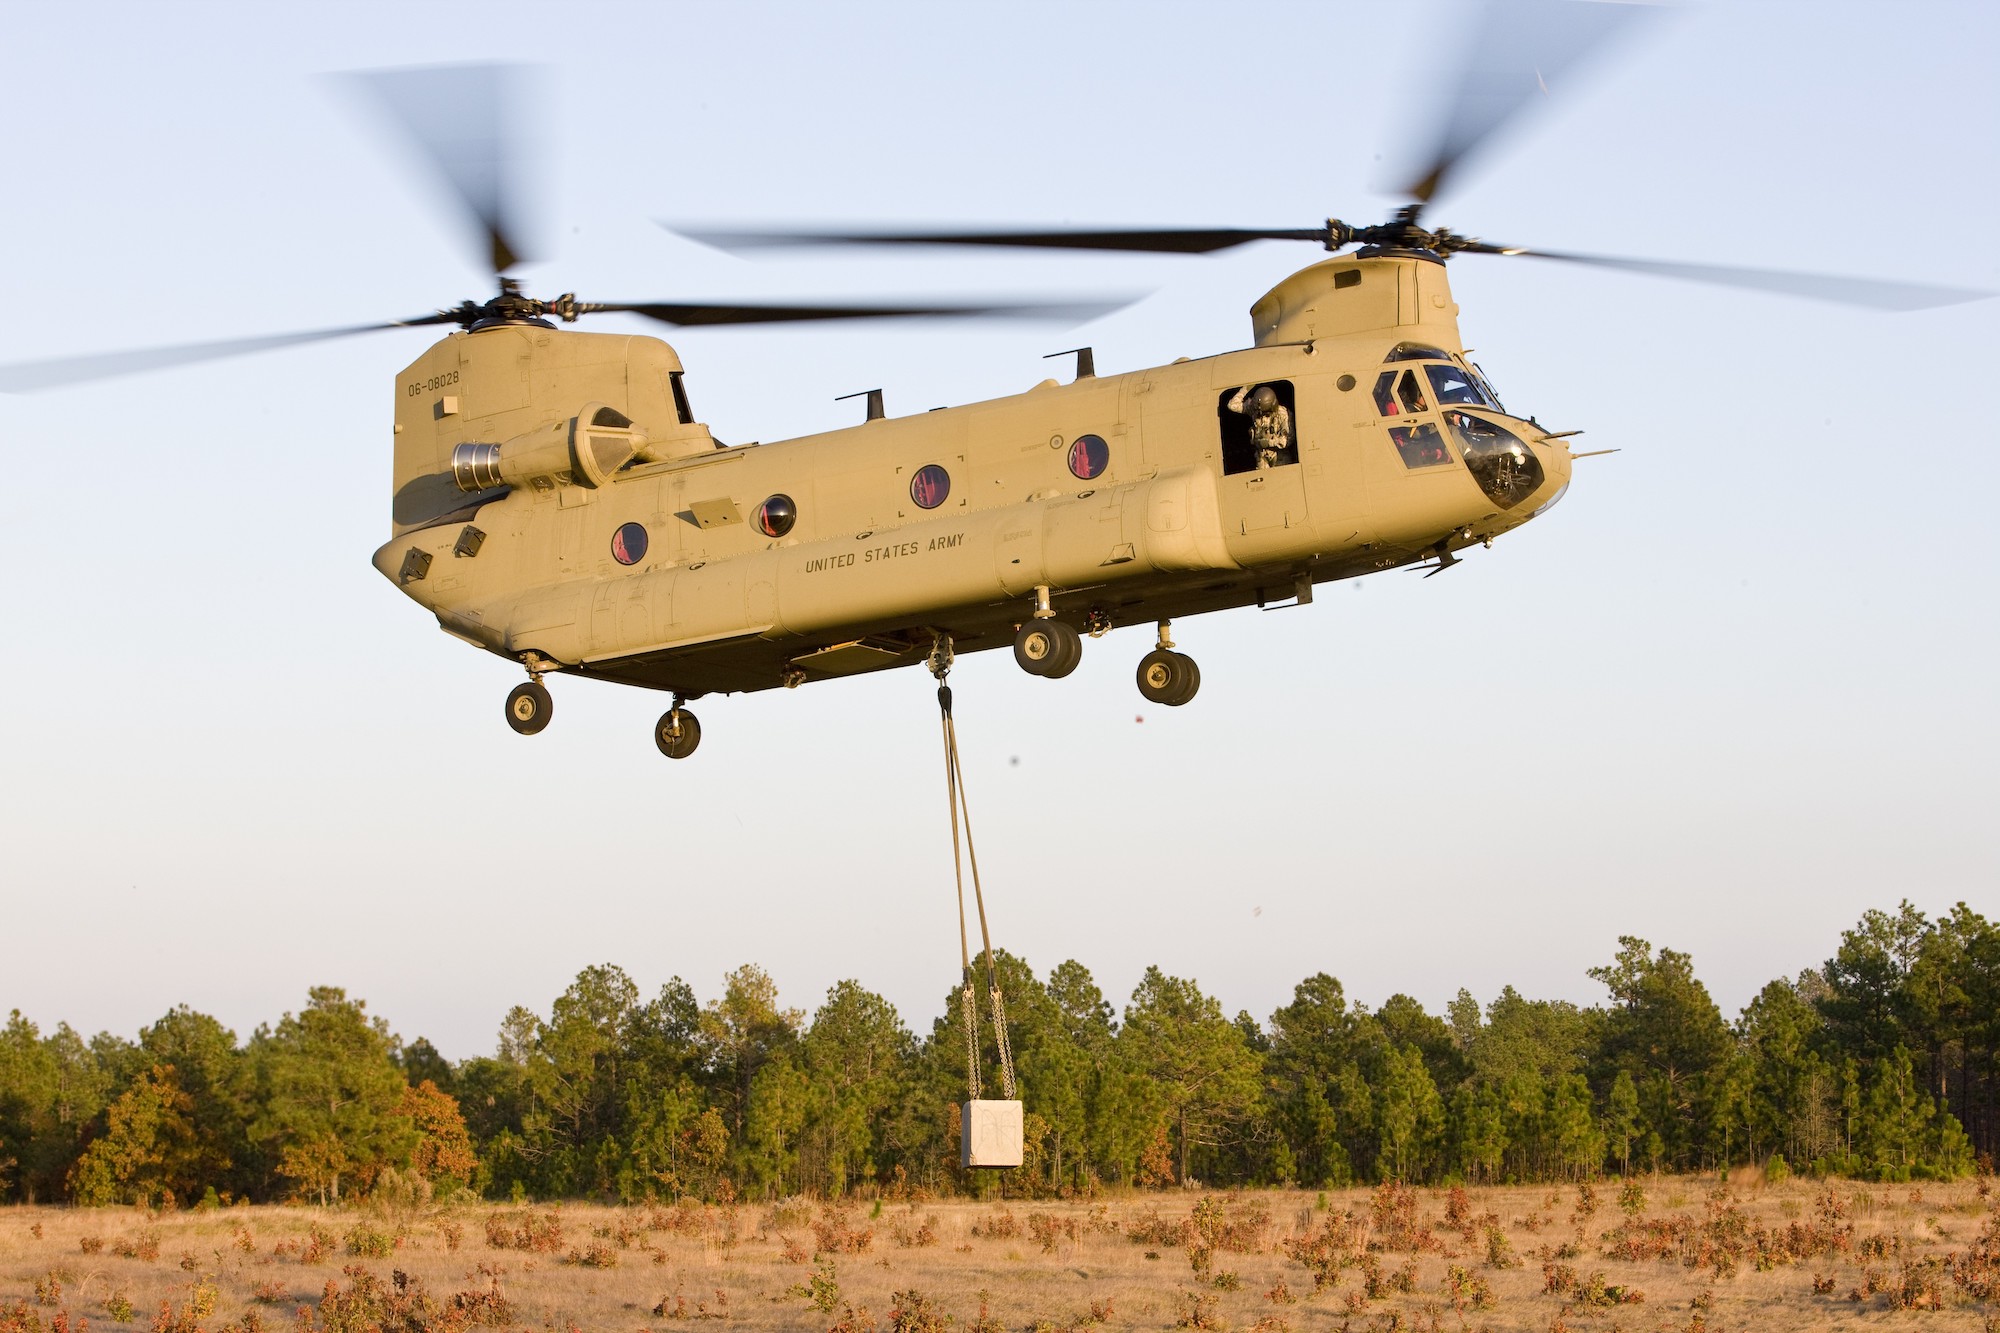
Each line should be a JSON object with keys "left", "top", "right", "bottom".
{"left": 1424, "top": 362, "right": 1490, "bottom": 407}
{"left": 1385, "top": 342, "right": 1451, "bottom": 362}
{"left": 1444, "top": 410, "right": 1543, "bottom": 510}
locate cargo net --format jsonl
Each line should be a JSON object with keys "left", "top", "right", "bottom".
{"left": 929, "top": 637, "right": 1016, "bottom": 1103}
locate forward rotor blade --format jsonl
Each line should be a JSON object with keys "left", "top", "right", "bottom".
{"left": 672, "top": 223, "right": 1328, "bottom": 255}
{"left": 0, "top": 318, "right": 449, "bottom": 393}
{"left": 1400, "top": 0, "right": 1656, "bottom": 205}
{"left": 591, "top": 297, "right": 1133, "bottom": 326}
{"left": 1461, "top": 243, "right": 1993, "bottom": 311}
{"left": 341, "top": 63, "right": 542, "bottom": 276}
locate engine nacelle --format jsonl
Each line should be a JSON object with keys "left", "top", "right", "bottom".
{"left": 450, "top": 403, "right": 646, "bottom": 493}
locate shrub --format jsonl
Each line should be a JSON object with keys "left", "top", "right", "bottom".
{"left": 812, "top": 1208, "right": 874, "bottom": 1256}
{"left": 887, "top": 1288, "right": 950, "bottom": 1333}
{"left": 562, "top": 1243, "right": 618, "bottom": 1269}
{"left": 789, "top": 1259, "right": 841, "bottom": 1314}
{"left": 484, "top": 1209, "right": 563, "bottom": 1253}
{"left": 343, "top": 1223, "right": 396, "bottom": 1258}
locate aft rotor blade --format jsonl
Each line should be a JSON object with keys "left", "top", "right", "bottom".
{"left": 0, "top": 318, "right": 450, "bottom": 392}
{"left": 341, "top": 63, "right": 542, "bottom": 276}
{"left": 672, "top": 223, "right": 1330, "bottom": 255}
{"left": 1400, "top": 0, "right": 1656, "bottom": 205}
{"left": 590, "top": 297, "right": 1133, "bottom": 326}
{"left": 1461, "top": 243, "right": 1993, "bottom": 311}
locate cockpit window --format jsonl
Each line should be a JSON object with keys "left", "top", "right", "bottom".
{"left": 1465, "top": 361, "right": 1504, "bottom": 413}
{"left": 1445, "top": 410, "right": 1544, "bottom": 510}
{"left": 1372, "top": 371, "right": 1398, "bottom": 416}
{"left": 1373, "top": 370, "right": 1432, "bottom": 416}
{"left": 1386, "top": 342, "right": 1451, "bottom": 362}
{"left": 1389, "top": 423, "right": 1452, "bottom": 469}
{"left": 1395, "top": 370, "right": 1430, "bottom": 415}
{"left": 1425, "top": 362, "right": 1489, "bottom": 407}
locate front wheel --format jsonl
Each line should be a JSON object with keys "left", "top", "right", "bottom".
{"left": 655, "top": 708, "right": 702, "bottom": 759}
{"left": 505, "top": 682, "right": 553, "bottom": 735}
{"left": 1015, "top": 620, "right": 1082, "bottom": 678}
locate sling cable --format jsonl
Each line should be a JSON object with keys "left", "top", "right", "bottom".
{"left": 927, "top": 633, "right": 1023, "bottom": 1169}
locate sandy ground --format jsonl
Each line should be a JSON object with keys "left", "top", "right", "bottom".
{"left": 2, "top": 1176, "right": 1995, "bottom": 1331}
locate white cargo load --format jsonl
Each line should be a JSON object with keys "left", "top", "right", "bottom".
{"left": 961, "top": 1098, "right": 1024, "bottom": 1169}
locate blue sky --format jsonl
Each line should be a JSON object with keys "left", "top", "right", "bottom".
{"left": 2, "top": 1, "right": 1994, "bottom": 1056}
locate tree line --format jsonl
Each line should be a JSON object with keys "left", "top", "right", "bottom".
{"left": 1, "top": 900, "right": 1992, "bottom": 1207}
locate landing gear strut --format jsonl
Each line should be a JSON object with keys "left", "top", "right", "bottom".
{"left": 655, "top": 696, "right": 702, "bottom": 759}
{"left": 1013, "top": 585, "right": 1082, "bottom": 678}
{"left": 506, "top": 656, "right": 556, "bottom": 735}
{"left": 1136, "top": 621, "right": 1200, "bottom": 706}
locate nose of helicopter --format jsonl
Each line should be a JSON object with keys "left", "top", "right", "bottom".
{"left": 1529, "top": 435, "right": 1573, "bottom": 515}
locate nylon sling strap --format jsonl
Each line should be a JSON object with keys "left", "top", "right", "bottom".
{"left": 930, "top": 643, "right": 1017, "bottom": 1104}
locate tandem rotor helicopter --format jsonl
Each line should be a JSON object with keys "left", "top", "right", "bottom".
{"left": 2, "top": 3, "right": 1987, "bottom": 763}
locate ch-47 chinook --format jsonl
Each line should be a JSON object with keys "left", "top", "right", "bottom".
{"left": 1, "top": 7, "right": 1986, "bottom": 761}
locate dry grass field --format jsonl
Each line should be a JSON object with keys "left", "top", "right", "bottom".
{"left": 4, "top": 1177, "right": 1996, "bottom": 1331}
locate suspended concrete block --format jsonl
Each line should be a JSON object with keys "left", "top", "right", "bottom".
{"left": 961, "top": 1099, "right": 1024, "bottom": 1170}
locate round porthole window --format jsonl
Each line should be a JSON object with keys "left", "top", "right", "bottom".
{"left": 910, "top": 464, "right": 951, "bottom": 509}
{"left": 611, "top": 522, "right": 648, "bottom": 565}
{"left": 755, "top": 493, "right": 797, "bottom": 538}
{"left": 1068, "top": 433, "right": 1109, "bottom": 480}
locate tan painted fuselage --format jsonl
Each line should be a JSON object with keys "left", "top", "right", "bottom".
{"left": 372, "top": 254, "right": 1573, "bottom": 698}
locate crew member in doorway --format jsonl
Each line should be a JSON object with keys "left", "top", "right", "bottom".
{"left": 1226, "top": 383, "right": 1295, "bottom": 469}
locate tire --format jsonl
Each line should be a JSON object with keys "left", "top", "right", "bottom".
{"left": 1040, "top": 620, "right": 1083, "bottom": 679}
{"left": 505, "top": 682, "right": 552, "bottom": 735}
{"left": 1014, "top": 621, "right": 1065, "bottom": 676}
{"left": 655, "top": 708, "right": 702, "bottom": 759}
{"left": 1136, "top": 650, "right": 1200, "bottom": 706}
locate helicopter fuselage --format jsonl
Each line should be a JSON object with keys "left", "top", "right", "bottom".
{"left": 372, "top": 253, "right": 1573, "bottom": 701}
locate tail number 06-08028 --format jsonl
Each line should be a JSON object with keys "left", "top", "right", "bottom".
{"left": 405, "top": 370, "right": 461, "bottom": 397}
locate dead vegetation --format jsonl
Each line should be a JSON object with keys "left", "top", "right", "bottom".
{"left": 0, "top": 1176, "right": 1996, "bottom": 1331}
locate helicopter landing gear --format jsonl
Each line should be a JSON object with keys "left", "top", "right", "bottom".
{"left": 1136, "top": 621, "right": 1200, "bottom": 706}
{"left": 1014, "top": 587, "right": 1081, "bottom": 678}
{"left": 1014, "top": 619, "right": 1081, "bottom": 678}
{"left": 655, "top": 698, "right": 702, "bottom": 759}
{"left": 505, "top": 681, "right": 553, "bottom": 735}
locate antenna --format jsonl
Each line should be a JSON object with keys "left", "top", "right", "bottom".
{"left": 836, "top": 388, "right": 886, "bottom": 421}
{"left": 1044, "top": 347, "right": 1095, "bottom": 380}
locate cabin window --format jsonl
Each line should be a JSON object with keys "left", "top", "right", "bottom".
{"left": 611, "top": 522, "right": 648, "bottom": 565}
{"left": 1389, "top": 423, "right": 1452, "bottom": 469}
{"left": 1216, "top": 379, "right": 1298, "bottom": 475}
{"left": 1068, "top": 434, "right": 1110, "bottom": 480}
{"left": 755, "top": 494, "right": 798, "bottom": 537}
{"left": 911, "top": 464, "right": 951, "bottom": 509}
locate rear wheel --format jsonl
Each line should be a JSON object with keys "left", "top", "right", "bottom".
{"left": 1136, "top": 650, "right": 1200, "bottom": 706}
{"left": 505, "top": 682, "right": 552, "bottom": 735}
{"left": 655, "top": 708, "right": 702, "bottom": 759}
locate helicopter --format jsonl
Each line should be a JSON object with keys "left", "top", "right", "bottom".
{"left": 1, "top": 5, "right": 1985, "bottom": 764}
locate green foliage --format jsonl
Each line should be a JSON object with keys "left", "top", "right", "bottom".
{"left": 1, "top": 901, "right": 1995, "bottom": 1206}
{"left": 249, "top": 988, "right": 414, "bottom": 1205}
{"left": 68, "top": 1064, "right": 203, "bottom": 1207}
